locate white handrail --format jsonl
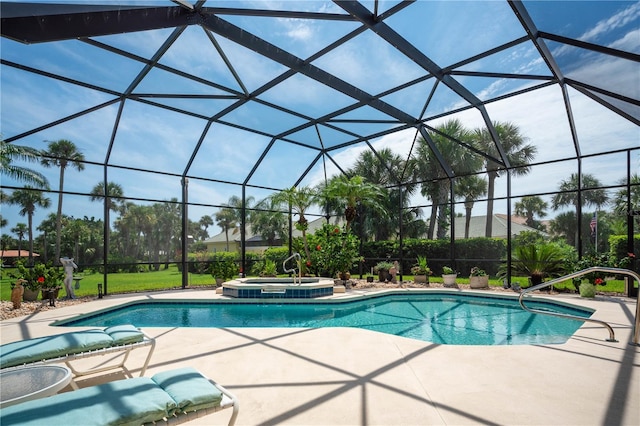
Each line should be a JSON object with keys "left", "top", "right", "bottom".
{"left": 518, "top": 267, "right": 640, "bottom": 345}
{"left": 282, "top": 253, "right": 302, "bottom": 285}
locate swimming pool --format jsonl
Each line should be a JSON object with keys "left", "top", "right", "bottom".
{"left": 56, "top": 292, "right": 593, "bottom": 345}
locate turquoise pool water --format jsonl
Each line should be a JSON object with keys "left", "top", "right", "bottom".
{"left": 57, "top": 293, "right": 593, "bottom": 345}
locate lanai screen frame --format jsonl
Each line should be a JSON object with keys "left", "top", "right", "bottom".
{"left": 1, "top": 1, "right": 638, "bottom": 293}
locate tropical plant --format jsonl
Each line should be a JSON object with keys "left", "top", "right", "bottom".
{"left": 414, "top": 119, "right": 482, "bottom": 239}
{"left": 469, "top": 266, "right": 487, "bottom": 276}
{"left": 252, "top": 197, "right": 288, "bottom": 247}
{"left": 514, "top": 195, "right": 548, "bottom": 229}
{"left": 271, "top": 186, "right": 319, "bottom": 266}
{"left": 14, "top": 260, "right": 64, "bottom": 291}
{"left": 442, "top": 266, "right": 455, "bottom": 275}
{"left": 308, "top": 224, "right": 360, "bottom": 278}
{"left": 373, "top": 261, "right": 394, "bottom": 273}
{"left": 472, "top": 121, "right": 537, "bottom": 238}
{"left": 215, "top": 208, "right": 237, "bottom": 252}
{"left": 11, "top": 223, "right": 28, "bottom": 257}
{"left": 0, "top": 140, "right": 49, "bottom": 188}
{"left": 455, "top": 175, "right": 487, "bottom": 239}
{"left": 500, "top": 243, "right": 566, "bottom": 286}
{"left": 8, "top": 187, "right": 51, "bottom": 265}
{"left": 41, "top": 139, "right": 85, "bottom": 263}
{"left": 321, "top": 175, "right": 386, "bottom": 233}
{"left": 260, "top": 259, "right": 278, "bottom": 277}
{"left": 410, "top": 255, "right": 431, "bottom": 275}
{"left": 551, "top": 173, "right": 608, "bottom": 248}
{"left": 209, "top": 252, "right": 238, "bottom": 281}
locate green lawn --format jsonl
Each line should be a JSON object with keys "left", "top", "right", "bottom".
{"left": 0, "top": 267, "right": 627, "bottom": 301}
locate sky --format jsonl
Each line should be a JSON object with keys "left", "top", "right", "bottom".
{"left": 1, "top": 0, "right": 638, "bottom": 238}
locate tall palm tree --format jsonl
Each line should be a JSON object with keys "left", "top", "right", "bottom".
{"left": 0, "top": 140, "right": 49, "bottom": 188}
{"left": 271, "top": 186, "right": 319, "bottom": 264}
{"left": 8, "top": 187, "right": 51, "bottom": 265}
{"left": 41, "top": 139, "right": 85, "bottom": 263}
{"left": 350, "top": 148, "right": 416, "bottom": 241}
{"left": 252, "top": 197, "right": 288, "bottom": 247}
{"left": 455, "top": 175, "right": 487, "bottom": 239}
{"left": 321, "top": 175, "right": 386, "bottom": 233}
{"left": 472, "top": 122, "right": 536, "bottom": 237}
{"left": 198, "top": 215, "right": 214, "bottom": 238}
{"left": 215, "top": 208, "right": 237, "bottom": 252}
{"left": 11, "top": 223, "right": 28, "bottom": 258}
{"left": 514, "top": 196, "right": 548, "bottom": 229}
{"left": 551, "top": 173, "right": 608, "bottom": 247}
{"left": 414, "top": 119, "right": 482, "bottom": 239}
{"left": 612, "top": 174, "right": 640, "bottom": 229}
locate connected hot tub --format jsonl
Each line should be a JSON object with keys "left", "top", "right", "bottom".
{"left": 222, "top": 277, "right": 335, "bottom": 299}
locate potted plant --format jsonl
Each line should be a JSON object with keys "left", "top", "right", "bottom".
{"left": 14, "top": 261, "right": 63, "bottom": 301}
{"left": 411, "top": 256, "right": 432, "bottom": 285}
{"left": 469, "top": 267, "right": 489, "bottom": 289}
{"left": 374, "top": 261, "right": 394, "bottom": 282}
{"left": 442, "top": 266, "right": 457, "bottom": 287}
{"left": 499, "top": 243, "right": 566, "bottom": 290}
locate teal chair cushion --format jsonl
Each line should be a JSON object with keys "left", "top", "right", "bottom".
{"left": 0, "top": 329, "right": 114, "bottom": 368}
{"left": 0, "top": 377, "right": 176, "bottom": 426}
{"left": 104, "top": 324, "right": 144, "bottom": 345}
{"left": 152, "top": 367, "right": 223, "bottom": 412}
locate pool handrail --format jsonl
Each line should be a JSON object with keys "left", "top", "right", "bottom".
{"left": 282, "top": 252, "right": 302, "bottom": 285}
{"left": 518, "top": 267, "right": 640, "bottom": 345}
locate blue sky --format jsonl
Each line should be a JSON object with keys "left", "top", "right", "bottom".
{"left": 1, "top": 0, "right": 638, "bottom": 237}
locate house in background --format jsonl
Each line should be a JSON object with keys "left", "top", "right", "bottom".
{"left": 1, "top": 250, "right": 40, "bottom": 266}
{"left": 203, "top": 216, "right": 343, "bottom": 253}
{"left": 449, "top": 214, "right": 548, "bottom": 239}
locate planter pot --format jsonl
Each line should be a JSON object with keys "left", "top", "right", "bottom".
{"left": 378, "top": 270, "right": 389, "bottom": 282}
{"left": 414, "top": 275, "right": 430, "bottom": 285}
{"left": 215, "top": 278, "right": 225, "bottom": 287}
{"left": 579, "top": 283, "right": 596, "bottom": 298}
{"left": 469, "top": 275, "right": 489, "bottom": 289}
{"left": 442, "top": 274, "right": 457, "bottom": 287}
{"left": 41, "top": 288, "right": 60, "bottom": 300}
{"left": 23, "top": 288, "right": 39, "bottom": 301}
{"left": 366, "top": 276, "right": 374, "bottom": 283}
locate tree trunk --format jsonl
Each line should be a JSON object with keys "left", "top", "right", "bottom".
{"left": 55, "top": 168, "right": 65, "bottom": 264}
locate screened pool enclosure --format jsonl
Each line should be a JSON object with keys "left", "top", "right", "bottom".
{"left": 1, "top": 1, "right": 638, "bottom": 293}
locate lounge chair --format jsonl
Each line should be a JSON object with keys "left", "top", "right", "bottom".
{"left": 0, "top": 366, "right": 239, "bottom": 425}
{"left": 0, "top": 324, "right": 155, "bottom": 389}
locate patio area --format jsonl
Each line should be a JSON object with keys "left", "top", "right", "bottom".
{"left": 1, "top": 288, "right": 638, "bottom": 425}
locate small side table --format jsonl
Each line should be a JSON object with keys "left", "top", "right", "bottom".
{"left": 0, "top": 365, "right": 72, "bottom": 408}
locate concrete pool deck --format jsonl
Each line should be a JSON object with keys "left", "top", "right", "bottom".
{"left": 1, "top": 288, "right": 638, "bottom": 425}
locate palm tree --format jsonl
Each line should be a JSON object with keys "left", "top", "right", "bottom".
{"left": 252, "top": 197, "right": 288, "bottom": 247}
{"left": 11, "top": 223, "right": 28, "bottom": 258}
{"left": 1, "top": 140, "right": 49, "bottom": 188}
{"left": 215, "top": 208, "right": 237, "bottom": 252}
{"left": 271, "top": 186, "right": 319, "bottom": 264}
{"left": 349, "top": 148, "right": 417, "bottom": 241}
{"left": 41, "top": 139, "right": 85, "bottom": 263}
{"left": 612, "top": 174, "right": 640, "bottom": 229}
{"left": 198, "top": 215, "right": 214, "bottom": 238}
{"left": 551, "top": 173, "right": 608, "bottom": 247}
{"left": 514, "top": 196, "right": 548, "bottom": 229}
{"left": 321, "top": 175, "right": 386, "bottom": 233}
{"left": 455, "top": 175, "right": 487, "bottom": 239}
{"left": 8, "top": 187, "right": 51, "bottom": 265}
{"left": 472, "top": 122, "right": 536, "bottom": 237}
{"left": 414, "top": 119, "right": 482, "bottom": 239}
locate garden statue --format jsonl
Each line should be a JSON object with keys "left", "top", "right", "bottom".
{"left": 389, "top": 261, "right": 399, "bottom": 284}
{"left": 11, "top": 279, "right": 26, "bottom": 309}
{"left": 60, "top": 257, "right": 78, "bottom": 299}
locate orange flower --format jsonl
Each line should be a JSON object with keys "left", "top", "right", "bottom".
{"left": 37, "top": 276, "right": 45, "bottom": 283}
{"left": 316, "top": 245, "right": 321, "bottom": 251}
{"left": 594, "top": 278, "right": 604, "bottom": 285}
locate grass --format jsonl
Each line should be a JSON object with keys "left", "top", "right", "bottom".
{"left": 1, "top": 267, "right": 628, "bottom": 301}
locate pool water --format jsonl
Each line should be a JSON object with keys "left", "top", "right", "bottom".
{"left": 58, "top": 293, "right": 593, "bottom": 345}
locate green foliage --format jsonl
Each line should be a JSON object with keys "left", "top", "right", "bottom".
{"left": 263, "top": 247, "right": 290, "bottom": 274}
{"left": 500, "top": 243, "right": 566, "bottom": 281}
{"left": 608, "top": 234, "right": 640, "bottom": 265}
{"left": 308, "top": 223, "right": 361, "bottom": 277}
{"left": 442, "top": 266, "right": 455, "bottom": 275}
{"left": 14, "top": 260, "right": 64, "bottom": 291}
{"left": 469, "top": 266, "right": 486, "bottom": 276}
{"left": 208, "top": 252, "right": 238, "bottom": 280}
{"left": 579, "top": 282, "right": 596, "bottom": 298}
{"left": 261, "top": 259, "right": 277, "bottom": 276}
{"left": 374, "top": 261, "right": 394, "bottom": 273}
{"left": 411, "top": 256, "right": 431, "bottom": 275}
